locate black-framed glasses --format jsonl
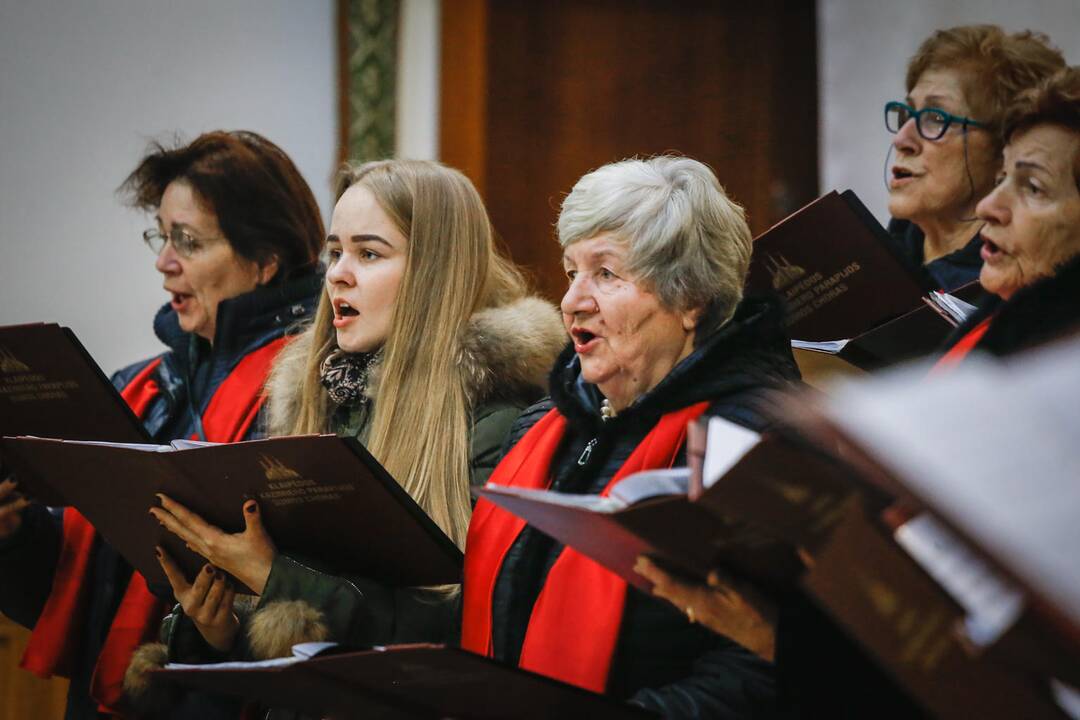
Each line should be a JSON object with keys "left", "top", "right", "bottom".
{"left": 142, "top": 226, "right": 220, "bottom": 258}
{"left": 884, "top": 101, "right": 988, "bottom": 141}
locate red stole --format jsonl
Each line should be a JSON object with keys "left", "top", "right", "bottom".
{"left": 21, "top": 336, "right": 289, "bottom": 715}
{"left": 930, "top": 316, "right": 993, "bottom": 375}
{"left": 462, "top": 401, "right": 709, "bottom": 693}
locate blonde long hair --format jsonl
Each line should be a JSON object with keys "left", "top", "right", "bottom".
{"left": 287, "top": 159, "right": 525, "bottom": 548}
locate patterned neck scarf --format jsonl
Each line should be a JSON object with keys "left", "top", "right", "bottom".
{"left": 319, "top": 348, "right": 382, "bottom": 407}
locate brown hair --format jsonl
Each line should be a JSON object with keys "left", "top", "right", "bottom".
{"left": 1003, "top": 66, "right": 1080, "bottom": 186}
{"left": 120, "top": 130, "right": 324, "bottom": 282}
{"left": 906, "top": 25, "right": 1065, "bottom": 149}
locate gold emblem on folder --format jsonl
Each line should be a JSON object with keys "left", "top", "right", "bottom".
{"left": 862, "top": 575, "right": 900, "bottom": 618}
{"left": 0, "top": 347, "right": 31, "bottom": 374}
{"left": 259, "top": 454, "right": 302, "bottom": 482}
{"left": 764, "top": 253, "right": 807, "bottom": 290}
{"left": 764, "top": 478, "right": 811, "bottom": 505}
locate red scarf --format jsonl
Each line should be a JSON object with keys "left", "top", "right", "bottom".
{"left": 21, "top": 336, "right": 289, "bottom": 715}
{"left": 930, "top": 316, "right": 993, "bottom": 375}
{"left": 461, "top": 401, "right": 709, "bottom": 693}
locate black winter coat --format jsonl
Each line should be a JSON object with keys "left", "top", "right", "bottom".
{"left": 886, "top": 218, "right": 983, "bottom": 292}
{"left": 945, "top": 251, "right": 1080, "bottom": 358}
{"left": 0, "top": 273, "right": 320, "bottom": 720}
{"left": 489, "top": 295, "right": 801, "bottom": 720}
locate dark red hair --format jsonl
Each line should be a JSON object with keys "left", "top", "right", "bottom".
{"left": 121, "top": 130, "right": 324, "bottom": 283}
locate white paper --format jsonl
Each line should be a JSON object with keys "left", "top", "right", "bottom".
{"left": 821, "top": 336, "right": 1080, "bottom": 630}
{"left": 702, "top": 416, "right": 762, "bottom": 489}
{"left": 791, "top": 338, "right": 851, "bottom": 354}
{"left": 895, "top": 513, "right": 1025, "bottom": 646}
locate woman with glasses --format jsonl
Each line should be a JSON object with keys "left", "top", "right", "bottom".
{"left": 0, "top": 130, "right": 324, "bottom": 719}
{"left": 884, "top": 25, "right": 1063, "bottom": 291}
{"left": 934, "top": 66, "right": 1080, "bottom": 368}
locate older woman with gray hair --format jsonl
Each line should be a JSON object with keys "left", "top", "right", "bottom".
{"left": 461, "top": 156, "right": 800, "bottom": 718}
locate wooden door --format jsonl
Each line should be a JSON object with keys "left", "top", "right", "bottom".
{"left": 441, "top": 0, "right": 819, "bottom": 301}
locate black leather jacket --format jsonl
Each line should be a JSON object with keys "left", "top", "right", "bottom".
{"left": 0, "top": 272, "right": 320, "bottom": 720}
{"left": 490, "top": 295, "right": 801, "bottom": 720}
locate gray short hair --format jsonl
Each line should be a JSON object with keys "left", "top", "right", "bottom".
{"left": 557, "top": 156, "right": 752, "bottom": 335}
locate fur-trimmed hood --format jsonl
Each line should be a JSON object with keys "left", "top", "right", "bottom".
{"left": 264, "top": 295, "right": 566, "bottom": 436}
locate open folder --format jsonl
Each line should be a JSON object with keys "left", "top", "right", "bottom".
{"left": 0, "top": 434, "right": 463, "bottom": 590}
{"left": 789, "top": 337, "right": 1080, "bottom": 719}
{"left": 158, "top": 642, "right": 655, "bottom": 719}
{"left": 474, "top": 415, "right": 862, "bottom": 593}
{"left": 745, "top": 191, "right": 982, "bottom": 376}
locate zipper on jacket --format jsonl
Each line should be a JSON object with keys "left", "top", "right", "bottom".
{"left": 577, "top": 438, "right": 598, "bottom": 466}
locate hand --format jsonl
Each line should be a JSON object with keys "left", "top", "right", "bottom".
{"left": 634, "top": 556, "right": 778, "bottom": 661}
{"left": 0, "top": 478, "right": 31, "bottom": 540}
{"left": 150, "top": 494, "right": 276, "bottom": 595}
{"left": 157, "top": 547, "right": 239, "bottom": 652}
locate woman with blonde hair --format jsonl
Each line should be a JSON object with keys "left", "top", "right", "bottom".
{"left": 143, "top": 159, "right": 565, "bottom": 676}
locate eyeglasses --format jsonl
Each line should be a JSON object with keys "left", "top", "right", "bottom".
{"left": 142, "top": 226, "right": 220, "bottom": 258}
{"left": 884, "top": 101, "right": 988, "bottom": 141}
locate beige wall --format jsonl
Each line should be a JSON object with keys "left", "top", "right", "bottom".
{"left": 0, "top": 0, "right": 337, "bottom": 374}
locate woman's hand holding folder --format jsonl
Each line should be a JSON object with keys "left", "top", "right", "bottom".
{"left": 634, "top": 555, "right": 778, "bottom": 662}
{"left": 150, "top": 493, "right": 276, "bottom": 595}
{"left": 0, "top": 477, "right": 30, "bottom": 540}
{"left": 157, "top": 547, "right": 240, "bottom": 652}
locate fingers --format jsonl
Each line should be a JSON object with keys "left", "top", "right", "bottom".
{"left": 156, "top": 494, "right": 217, "bottom": 539}
{"left": 151, "top": 496, "right": 219, "bottom": 559}
{"left": 706, "top": 569, "right": 743, "bottom": 603}
{"left": 150, "top": 506, "right": 200, "bottom": 550}
{"left": 155, "top": 547, "right": 192, "bottom": 596}
{"left": 241, "top": 500, "right": 268, "bottom": 540}
{"left": 202, "top": 571, "right": 228, "bottom": 615}
{"left": 187, "top": 564, "right": 216, "bottom": 610}
{"left": 634, "top": 556, "right": 694, "bottom": 607}
{"left": 2, "top": 496, "right": 31, "bottom": 514}
{"left": 213, "top": 585, "right": 237, "bottom": 626}
{"left": 633, "top": 555, "right": 669, "bottom": 586}
{"left": 0, "top": 477, "right": 18, "bottom": 503}
{"left": 0, "top": 483, "right": 29, "bottom": 539}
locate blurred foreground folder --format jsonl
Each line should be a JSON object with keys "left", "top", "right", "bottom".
{"left": 790, "top": 334, "right": 1080, "bottom": 718}
{"left": 158, "top": 643, "right": 655, "bottom": 720}
{"left": 0, "top": 435, "right": 463, "bottom": 591}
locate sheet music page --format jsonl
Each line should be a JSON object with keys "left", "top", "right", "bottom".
{"left": 790, "top": 338, "right": 851, "bottom": 354}
{"left": 821, "top": 337, "right": 1080, "bottom": 630}
{"left": 50, "top": 438, "right": 172, "bottom": 452}
{"left": 478, "top": 484, "right": 625, "bottom": 513}
{"left": 895, "top": 512, "right": 1025, "bottom": 647}
{"left": 703, "top": 416, "right": 762, "bottom": 488}
{"left": 927, "top": 290, "right": 976, "bottom": 325}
